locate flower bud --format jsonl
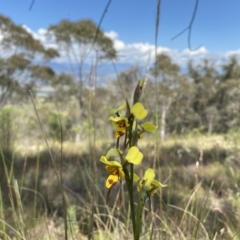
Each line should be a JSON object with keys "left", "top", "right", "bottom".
{"left": 133, "top": 79, "right": 145, "bottom": 104}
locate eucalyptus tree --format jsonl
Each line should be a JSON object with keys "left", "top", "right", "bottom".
{"left": 188, "top": 59, "right": 219, "bottom": 133}
{"left": 48, "top": 19, "right": 116, "bottom": 141}
{"left": 0, "top": 14, "right": 59, "bottom": 106}
{"left": 151, "top": 53, "right": 184, "bottom": 140}
{"left": 49, "top": 73, "right": 77, "bottom": 104}
{"left": 215, "top": 55, "right": 240, "bottom": 132}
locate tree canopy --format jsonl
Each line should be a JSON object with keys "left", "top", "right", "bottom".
{"left": 0, "top": 14, "right": 59, "bottom": 106}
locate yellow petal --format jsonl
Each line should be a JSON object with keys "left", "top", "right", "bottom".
{"left": 115, "top": 127, "right": 126, "bottom": 138}
{"left": 131, "top": 103, "right": 148, "bottom": 120}
{"left": 106, "top": 148, "right": 119, "bottom": 159}
{"left": 118, "top": 168, "right": 125, "bottom": 178}
{"left": 141, "top": 122, "right": 158, "bottom": 132}
{"left": 105, "top": 165, "right": 125, "bottom": 177}
{"left": 108, "top": 116, "right": 121, "bottom": 122}
{"left": 149, "top": 180, "right": 167, "bottom": 194}
{"left": 139, "top": 79, "right": 145, "bottom": 87}
{"left": 116, "top": 103, "right": 126, "bottom": 112}
{"left": 106, "top": 175, "right": 119, "bottom": 188}
{"left": 109, "top": 116, "right": 128, "bottom": 126}
{"left": 143, "top": 168, "right": 155, "bottom": 187}
{"left": 125, "top": 146, "right": 143, "bottom": 165}
{"left": 133, "top": 173, "right": 140, "bottom": 182}
{"left": 100, "top": 156, "right": 122, "bottom": 168}
{"left": 133, "top": 173, "right": 141, "bottom": 191}
{"left": 151, "top": 179, "right": 167, "bottom": 188}
{"left": 106, "top": 165, "right": 119, "bottom": 174}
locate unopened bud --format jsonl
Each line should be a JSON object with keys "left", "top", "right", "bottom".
{"left": 133, "top": 79, "right": 145, "bottom": 104}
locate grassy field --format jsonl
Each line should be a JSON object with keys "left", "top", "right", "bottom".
{"left": 1, "top": 133, "right": 240, "bottom": 239}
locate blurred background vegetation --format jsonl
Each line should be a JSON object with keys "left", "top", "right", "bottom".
{"left": 1, "top": 13, "right": 240, "bottom": 240}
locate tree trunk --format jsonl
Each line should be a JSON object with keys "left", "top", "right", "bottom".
{"left": 160, "top": 105, "right": 167, "bottom": 141}
{"left": 160, "top": 98, "right": 172, "bottom": 141}
{"left": 75, "top": 81, "right": 84, "bottom": 142}
{"left": 207, "top": 115, "right": 214, "bottom": 135}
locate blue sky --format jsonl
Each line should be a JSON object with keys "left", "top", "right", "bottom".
{"left": 1, "top": 0, "right": 240, "bottom": 82}
{"left": 2, "top": 0, "right": 240, "bottom": 51}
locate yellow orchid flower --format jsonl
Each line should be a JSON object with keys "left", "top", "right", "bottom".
{"left": 105, "top": 175, "right": 119, "bottom": 188}
{"left": 109, "top": 116, "right": 129, "bottom": 138}
{"left": 134, "top": 168, "right": 167, "bottom": 195}
{"left": 125, "top": 146, "right": 143, "bottom": 165}
{"left": 100, "top": 156, "right": 125, "bottom": 188}
{"left": 131, "top": 102, "right": 148, "bottom": 120}
{"left": 109, "top": 116, "right": 129, "bottom": 128}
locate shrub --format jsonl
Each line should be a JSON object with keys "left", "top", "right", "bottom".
{"left": 47, "top": 112, "right": 72, "bottom": 141}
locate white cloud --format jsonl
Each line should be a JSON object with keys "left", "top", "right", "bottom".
{"left": 182, "top": 46, "right": 208, "bottom": 56}
{"left": 3, "top": 25, "right": 240, "bottom": 71}
{"left": 225, "top": 49, "right": 240, "bottom": 58}
{"left": 25, "top": 27, "right": 212, "bottom": 67}
{"left": 105, "top": 30, "right": 118, "bottom": 40}
{"left": 114, "top": 40, "right": 125, "bottom": 51}
{"left": 103, "top": 31, "right": 212, "bottom": 67}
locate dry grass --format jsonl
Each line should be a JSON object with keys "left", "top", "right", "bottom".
{"left": 14, "top": 133, "right": 240, "bottom": 156}
{"left": 2, "top": 133, "right": 240, "bottom": 239}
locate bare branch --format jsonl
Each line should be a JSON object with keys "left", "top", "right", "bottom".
{"left": 29, "top": 0, "right": 35, "bottom": 11}
{"left": 155, "top": 0, "right": 161, "bottom": 58}
{"left": 171, "top": 0, "right": 201, "bottom": 51}
{"left": 93, "top": 0, "right": 112, "bottom": 44}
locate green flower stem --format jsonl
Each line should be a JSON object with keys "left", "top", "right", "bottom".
{"left": 123, "top": 166, "right": 136, "bottom": 238}
{"left": 128, "top": 115, "right": 135, "bottom": 193}
{"left": 128, "top": 115, "right": 134, "bottom": 148}
{"left": 116, "top": 137, "right": 120, "bottom": 149}
{"left": 123, "top": 129, "right": 128, "bottom": 151}
{"left": 130, "top": 163, "right": 135, "bottom": 234}
{"left": 135, "top": 190, "right": 145, "bottom": 240}
{"left": 127, "top": 115, "right": 137, "bottom": 237}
